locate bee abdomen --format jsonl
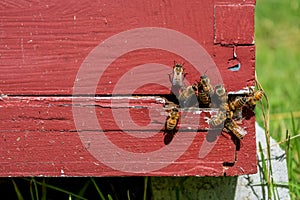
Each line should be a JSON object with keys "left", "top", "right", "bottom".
{"left": 198, "top": 91, "right": 211, "bottom": 105}
{"left": 166, "top": 119, "right": 177, "bottom": 130}
{"left": 230, "top": 96, "right": 247, "bottom": 110}
{"left": 209, "top": 111, "right": 226, "bottom": 127}
{"left": 231, "top": 128, "right": 247, "bottom": 139}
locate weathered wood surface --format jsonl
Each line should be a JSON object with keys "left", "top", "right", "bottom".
{"left": 0, "top": 0, "right": 256, "bottom": 176}
{"left": 0, "top": 0, "right": 255, "bottom": 95}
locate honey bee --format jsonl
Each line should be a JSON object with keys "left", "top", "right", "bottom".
{"left": 169, "top": 62, "right": 187, "bottom": 87}
{"left": 224, "top": 119, "right": 247, "bottom": 139}
{"left": 198, "top": 75, "right": 214, "bottom": 94}
{"left": 169, "top": 62, "right": 187, "bottom": 96}
{"left": 198, "top": 90, "right": 211, "bottom": 108}
{"left": 164, "top": 107, "right": 180, "bottom": 145}
{"left": 166, "top": 107, "right": 180, "bottom": 130}
{"left": 229, "top": 96, "right": 247, "bottom": 111}
{"left": 215, "top": 84, "right": 227, "bottom": 99}
{"left": 247, "top": 89, "right": 263, "bottom": 106}
{"left": 178, "top": 84, "right": 198, "bottom": 107}
{"left": 197, "top": 75, "right": 214, "bottom": 108}
{"left": 228, "top": 96, "right": 247, "bottom": 120}
{"left": 209, "top": 111, "right": 227, "bottom": 127}
{"left": 213, "top": 84, "right": 228, "bottom": 107}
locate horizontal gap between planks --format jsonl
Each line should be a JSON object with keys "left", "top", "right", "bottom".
{"left": 214, "top": 43, "right": 255, "bottom": 47}
{"left": 1, "top": 87, "right": 252, "bottom": 98}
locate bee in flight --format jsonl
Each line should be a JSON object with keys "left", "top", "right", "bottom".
{"left": 224, "top": 118, "right": 247, "bottom": 139}
{"left": 163, "top": 107, "right": 180, "bottom": 145}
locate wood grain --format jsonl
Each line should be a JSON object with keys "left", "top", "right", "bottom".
{"left": 0, "top": 0, "right": 256, "bottom": 176}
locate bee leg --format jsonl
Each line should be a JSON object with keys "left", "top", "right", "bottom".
{"left": 168, "top": 73, "right": 172, "bottom": 83}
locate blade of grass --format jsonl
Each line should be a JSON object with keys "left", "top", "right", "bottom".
{"left": 41, "top": 178, "right": 46, "bottom": 200}
{"left": 175, "top": 185, "right": 180, "bottom": 200}
{"left": 257, "top": 155, "right": 267, "bottom": 198}
{"left": 256, "top": 74, "right": 278, "bottom": 200}
{"left": 30, "top": 179, "right": 35, "bottom": 200}
{"left": 289, "top": 182, "right": 300, "bottom": 192}
{"left": 90, "top": 177, "right": 106, "bottom": 200}
{"left": 143, "top": 176, "right": 148, "bottom": 200}
{"left": 257, "top": 132, "right": 300, "bottom": 153}
{"left": 22, "top": 178, "right": 87, "bottom": 200}
{"left": 11, "top": 179, "right": 24, "bottom": 200}
{"left": 258, "top": 142, "right": 268, "bottom": 198}
{"left": 76, "top": 180, "right": 90, "bottom": 199}
{"left": 285, "top": 130, "right": 292, "bottom": 190}
{"left": 30, "top": 178, "right": 39, "bottom": 200}
{"left": 291, "top": 113, "right": 300, "bottom": 162}
{"left": 108, "top": 194, "right": 114, "bottom": 200}
{"left": 127, "top": 190, "right": 131, "bottom": 200}
{"left": 289, "top": 113, "right": 300, "bottom": 198}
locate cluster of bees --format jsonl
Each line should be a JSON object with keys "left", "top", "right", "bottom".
{"left": 163, "top": 62, "right": 263, "bottom": 145}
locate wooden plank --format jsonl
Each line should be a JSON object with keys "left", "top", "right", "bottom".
{"left": 0, "top": 96, "right": 217, "bottom": 131}
{"left": 214, "top": 4, "right": 255, "bottom": 45}
{"left": 0, "top": 45, "right": 255, "bottom": 95}
{"left": 0, "top": 0, "right": 254, "bottom": 95}
{"left": 0, "top": 130, "right": 238, "bottom": 176}
{"left": 0, "top": 96, "right": 258, "bottom": 176}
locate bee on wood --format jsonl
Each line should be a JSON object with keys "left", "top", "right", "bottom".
{"left": 213, "top": 84, "right": 234, "bottom": 119}
{"left": 197, "top": 75, "right": 214, "bottom": 108}
{"left": 213, "top": 84, "right": 228, "bottom": 107}
{"left": 169, "top": 62, "right": 187, "bottom": 96}
{"left": 198, "top": 75, "right": 214, "bottom": 94}
{"left": 229, "top": 96, "right": 247, "bottom": 111}
{"left": 247, "top": 89, "right": 263, "bottom": 107}
{"left": 165, "top": 107, "right": 180, "bottom": 131}
{"left": 164, "top": 107, "right": 180, "bottom": 145}
{"left": 224, "top": 119, "right": 247, "bottom": 139}
{"left": 215, "top": 84, "right": 227, "bottom": 100}
{"left": 228, "top": 96, "right": 247, "bottom": 120}
{"left": 209, "top": 111, "right": 227, "bottom": 128}
{"left": 178, "top": 84, "right": 198, "bottom": 107}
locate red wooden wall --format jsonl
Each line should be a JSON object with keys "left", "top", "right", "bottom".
{"left": 0, "top": 0, "right": 256, "bottom": 176}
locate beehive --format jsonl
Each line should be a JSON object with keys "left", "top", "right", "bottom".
{"left": 0, "top": 0, "right": 256, "bottom": 176}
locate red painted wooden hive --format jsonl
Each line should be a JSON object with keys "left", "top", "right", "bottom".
{"left": 0, "top": 0, "right": 256, "bottom": 176}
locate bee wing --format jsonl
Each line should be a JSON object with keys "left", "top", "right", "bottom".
{"left": 233, "top": 126, "right": 247, "bottom": 138}
{"left": 163, "top": 130, "right": 176, "bottom": 145}
{"left": 168, "top": 72, "right": 173, "bottom": 83}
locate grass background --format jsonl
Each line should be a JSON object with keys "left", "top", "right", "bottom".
{"left": 255, "top": 0, "right": 300, "bottom": 199}
{"left": 1, "top": 0, "right": 300, "bottom": 199}
{"left": 255, "top": 0, "right": 300, "bottom": 135}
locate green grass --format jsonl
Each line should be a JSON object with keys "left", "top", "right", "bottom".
{"left": 255, "top": 0, "right": 300, "bottom": 199}
{"left": 255, "top": 0, "right": 300, "bottom": 128}
{"left": 1, "top": 177, "right": 149, "bottom": 200}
